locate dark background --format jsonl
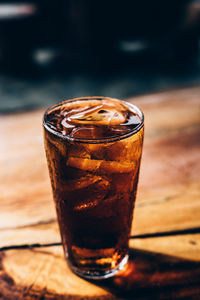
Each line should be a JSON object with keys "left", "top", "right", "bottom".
{"left": 0, "top": 0, "right": 200, "bottom": 113}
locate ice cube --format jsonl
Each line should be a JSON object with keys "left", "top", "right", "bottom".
{"left": 83, "top": 143, "right": 109, "bottom": 160}
{"left": 70, "top": 175, "right": 110, "bottom": 211}
{"left": 104, "top": 128, "right": 144, "bottom": 161}
{"left": 59, "top": 174, "right": 110, "bottom": 211}
{"left": 67, "top": 105, "right": 125, "bottom": 126}
{"left": 63, "top": 174, "right": 105, "bottom": 192}
{"left": 101, "top": 160, "right": 136, "bottom": 173}
{"left": 68, "top": 105, "right": 103, "bottom": 122}
{"left": 68, "top": 143, "right": 90, "bottom": 159}
{"left": 67, "top": 157, "right": 101, "bottom": 172}
{"left": 67, "top": 156, "right": 137, "bottom": 173}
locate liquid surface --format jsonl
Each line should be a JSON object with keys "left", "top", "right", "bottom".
{"left": 45, "top": 98, "right": 142, "bottom": 140}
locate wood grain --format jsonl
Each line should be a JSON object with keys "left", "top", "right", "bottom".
{"left": 0, "top": 234, "right": 200, "bottom": 299}
{"left": 1, "top": 86, "right": 200, "bottom": 299}
{"left": 1, "top": 87, "right": 200, "bottom": 248}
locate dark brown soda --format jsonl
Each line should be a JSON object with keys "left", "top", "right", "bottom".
{"left": 43, "top": 97, "right": 144, "bottom": 278}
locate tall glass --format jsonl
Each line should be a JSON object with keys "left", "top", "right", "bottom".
{"left": 43, "top": 97, "right": 144, "bottom": 279}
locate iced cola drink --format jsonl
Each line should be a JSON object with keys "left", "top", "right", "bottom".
{"left": 43, "top": 97, "right": 144, "bottom": 279}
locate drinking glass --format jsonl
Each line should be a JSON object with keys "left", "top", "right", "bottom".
{"left": 43, "top": 97, "right": 144, "bottom": 279}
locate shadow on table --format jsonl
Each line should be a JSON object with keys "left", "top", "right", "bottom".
{"left": 89, "top": 248, "right": 200, "bottom": 299}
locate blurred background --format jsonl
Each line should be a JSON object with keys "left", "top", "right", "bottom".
{"left": 0, "top": 0, "right": 200, "bottom": 113}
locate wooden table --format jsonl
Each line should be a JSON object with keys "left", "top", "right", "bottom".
{"left": 1, "top": 87, "right": 200, "bottom": 299}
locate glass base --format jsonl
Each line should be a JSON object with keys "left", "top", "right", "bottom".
{"left": 67, "top": 254, "right": 129, "bottom": 280}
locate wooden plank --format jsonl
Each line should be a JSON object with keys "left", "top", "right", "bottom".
{"left": 130, "top": 234, "right": 200, "bottom": 262}
{"left": 0, "top": 87, "right": 200, "bottom": 247}
{"left": 133, "top": 87, "right": 200, "bottom": 235}
{"left": 0, "top": 234, "right": 200, "bottom": 299}
{"left": 0, "top": 222, "right": 60, "bottom": 249}
{"left": 0, "top": 110, "right": 56, "bottom": 230}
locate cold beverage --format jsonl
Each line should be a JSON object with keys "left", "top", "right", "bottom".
{"left": 43, "top": 97, "right": 144, "bottom": 279}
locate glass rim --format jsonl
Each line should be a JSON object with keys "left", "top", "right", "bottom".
{"left": 43, "top": 96, "right": 144, "bottom": 144}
